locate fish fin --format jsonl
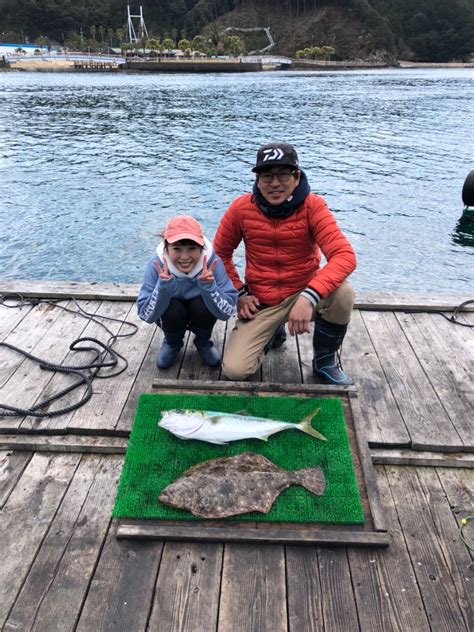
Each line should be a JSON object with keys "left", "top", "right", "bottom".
{"left": 299, "top": 408, "right": 327, "bottom": 441}
{"left": 292, "top": 467, "right": 326, "bottom": 495}
{"left": 234, "top": 410, "right": 249, "bottom": 416}
{"left": 206, "top": 438, "right": 229, "bottom": 445}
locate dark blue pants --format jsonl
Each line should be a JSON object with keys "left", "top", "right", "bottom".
{"left": 160, "top": 297, "right": 216, "bottom": 335}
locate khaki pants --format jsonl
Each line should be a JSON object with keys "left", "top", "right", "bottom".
{"left": 222, "top": 281, "right": 354, "bottom": 381}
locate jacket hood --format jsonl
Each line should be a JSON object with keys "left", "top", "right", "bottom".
{"left": 156, "top": 237, "right": 214, "bottom": 278}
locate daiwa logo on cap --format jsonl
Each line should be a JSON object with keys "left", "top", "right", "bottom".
{"left": 253, "top": 141, "right": 299, "bottom": 172}
{"left": 263, "top": 147, "right": 284, "bottom": 162}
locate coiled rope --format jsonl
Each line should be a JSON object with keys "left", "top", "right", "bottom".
{"left": 0, "top": 294, "right": 138, "bottom": 418}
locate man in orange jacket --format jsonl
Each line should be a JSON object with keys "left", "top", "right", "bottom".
{"left": 214, "top": 141, "right": 356, "bottom": 384}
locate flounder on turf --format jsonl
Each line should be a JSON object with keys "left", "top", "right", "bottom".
{"left": 158, "top": 452, "right": 326, "bottom": 519}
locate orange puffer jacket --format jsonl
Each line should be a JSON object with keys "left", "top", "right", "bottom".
{"left": 214, "top": 192, "right": 356, "bottom": 306}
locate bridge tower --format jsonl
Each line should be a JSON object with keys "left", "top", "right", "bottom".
{"left": 127, "top": 5, "right": 148, "bottom": 44}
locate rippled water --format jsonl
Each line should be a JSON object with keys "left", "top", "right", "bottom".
{"left": 1, "top": 69, "right": 473, "bottom": 293}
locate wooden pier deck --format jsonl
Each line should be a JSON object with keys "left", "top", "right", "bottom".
{"left": 0, "top": 280, "right": 473, "bottom": 631}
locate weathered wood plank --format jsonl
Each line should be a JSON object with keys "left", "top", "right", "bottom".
{"left": 0, "top": 433, "right": 128, "bottom": 454}
{"left": 0, "top": 452, "right": 81, "bottom": 628}
{"left": 218, "top": 544, "right": 287, "bottom": 632}
{"left": 151, "top": 379, "right": 356, "bottom": 396}
{"left": 386, "top": 465, "right": 469, "bottom": 630}
{"left": 262, "top": 326, "right": 302, "bottom": 384}
{"left": 0, "top": 302, "right": 34, "bottom": 338}
{"left": 437, "top": 467, "right": 474, "bottom": 536}
{"left": 371, "top": 449, "right": 474, "bottom": 468}
{"left": 178, "top": 318, "right": 226, "bottom": 381}
{"left": 361, "top": 311, "right": 464, "bottom": 451}
{"left": 30, "top": 301, "right": 132, "bottom": 433}
{"left": 3, "top": 280, "right": 472, "bottom": 311}
{"left": 285, "top": 547, "right": 324, "bottom": 631}
{"left": 0, "top": 449, "right": 32, "bottom": 508}
{"left": 115, "top": 325, "right": 163, "bottom": 433}
{"left": 22, "top": 455, "right": 123, "bottom": 632}
{"left": 1, "top": 301, "right": 99, "bottom": 433}
{"left": 343, "top": 310, "right": 411, "bottom": 447}
{"left": 149, "top": 542, "right": 223, "bottom": 632}
{"left": 416, "top": 467, "right": 473, "bottom": 628}
{"left": 116, "top": 522, "right": 391, "bottom": 547}
{"left": 3, "top": 455, "right": 102, "bottom": 631}
{"left": 67, "top": 306, "right": 156, "bottom": 434}
{"left": 0, "top": 303, "right": 67, "bottom": 432}
{"left": 77, "top": 524, "right": 164, "bottom": 632}
{"left": 348, "top": 466, "right": 430, "bottom": 632}
{"left": 394, "top": 312, "right": 473, "bottom": 448}
{"left": 317, "top": 547, "right": 360, "bottom": 631}
{"left": 0, "top": 279, "right": 138, "bottom": 301}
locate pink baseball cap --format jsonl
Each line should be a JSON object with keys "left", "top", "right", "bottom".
{"left": 163, "top": 215, "right": 204, "bottom": 246}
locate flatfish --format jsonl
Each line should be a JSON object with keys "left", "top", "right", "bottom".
{"left": 158, "top": 452, "right": 326, "bottom": 518}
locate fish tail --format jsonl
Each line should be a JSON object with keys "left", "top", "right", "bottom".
{"left": 299, "top": 408, "right": 327, "bottom": 441}
{"left": 291, "top": 467, "right": 326, "bottom": 496}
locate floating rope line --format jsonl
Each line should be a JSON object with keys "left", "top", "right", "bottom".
{"left": 0, "top": 294, "right": 138, "bottom": 418}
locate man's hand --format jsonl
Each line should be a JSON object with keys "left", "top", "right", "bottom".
{"left": 288, "top": 296, "right": 313, "bottom": 336}
{"left": 237, "top": 295, "right": 261, "bottom": 320}
{"left": 153, "top": 259, "right": 172, "bottom": 280}
{"left": 198, "top": 256, "right": 217, "bottom": 284}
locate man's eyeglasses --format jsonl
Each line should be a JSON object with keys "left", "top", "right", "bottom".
{"left": 258, "top": 170, "right": 296, "bottom": 183}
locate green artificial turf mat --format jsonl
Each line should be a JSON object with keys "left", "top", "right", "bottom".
{"left": 113, "top": 393, "right": 364, "bottom": 524}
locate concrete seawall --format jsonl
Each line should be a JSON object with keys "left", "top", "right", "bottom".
{"left": 125, "top": 59, "right": 262, "bottom": 73}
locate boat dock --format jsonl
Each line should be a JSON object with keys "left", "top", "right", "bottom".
{"left": 0, "top": 280, "right": 472, "bottom": 631}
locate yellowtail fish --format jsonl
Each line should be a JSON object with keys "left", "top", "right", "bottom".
{"left": 158, "top": 406, "right": 326, "bottom": 444}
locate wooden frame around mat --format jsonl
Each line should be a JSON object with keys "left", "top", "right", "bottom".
{"left": 116, "top": 381, "right": 390, "bottom": 547}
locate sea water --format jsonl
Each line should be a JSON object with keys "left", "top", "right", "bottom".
{"left": 1, "top": 68, "right": 473, "bottom": 293}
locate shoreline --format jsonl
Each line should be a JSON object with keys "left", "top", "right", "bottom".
{"left": 2, "top": 57, "right": 473, "bottom": 73}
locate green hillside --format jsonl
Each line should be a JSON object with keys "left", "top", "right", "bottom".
{"left": 1, "top": 0, "right": 473, "bottom": 62}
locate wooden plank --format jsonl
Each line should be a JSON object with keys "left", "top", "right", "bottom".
{"left": 355, "top": 292, "right": 474, "bottom": 311}
{"left": 0, "top": 279, "right": 139, "bottom": 301}
{"left": 67, "top": 306, "right": 156, "bottom": 434}
{"left": 361, "top": 310, "right": 464, "bottom": 451}
{"left": 285, "top": 547, "right": 324, "bottom": 631}
{"left": 76, "top": 524, "right": 164, "bottom": 632}
{"left": 116, "top": 522, "right": 391, "bottom": 547}
{"left": 0, "top": 433, "right": 128, "bottom": 454}
{"left": 218, "top": 544, "right": 287, "bottom": 632}
{"left": 416, "top": 467, "right": 473, "bottom": 628}
{"left": 371, "top": 449, "right": 474, "bottom": 468}
{"left": 0, "top": 302, "right": 33, "bottom": 338}
{"left": 178, "top": 318, "right": 226, "bottom": 381}
{"left": 115, "top": 325, "right": 164, "bottom": 433}
{"left": 21, "top": 455, "right": 123, "bottom": 632}
{"left": 343, "top": 310, "right": 411, "bottom": 447}
{"left": 1, "top": 300, "right": 100, "bottom": 433}
{"left": 386, "top": 465, "right": 469, "bottom": 630}
{"left": 317, "top": 547, "right": 360, "bottom": 631}
{"left": 2, "top": 281, "right": 472, "bottom": 311}
{"left": 437, "top": 467, "right": 474, "bottom": 534}
{"left": 0, "top": 449, "right": 31, "bottom": 508}
{"left": 3, "top": 454, "right": 102, "bottom": 631}
{"left": 31, "top": 300, "right": 133, "bottom": 433}
{"left": 0, "top": 452, "right": 81, "bottom": 628}
{"left": 151, "top": 378, "right": 356, "bottom": 396}
{"left": 148, "top": 542, "right": 223, "bottom": 632}
{"left": 394, "top": 312, "right": 473, "bottom": 448}
{"left": 0, "top": 303, "right": 67, "bottom": 432}
{"left": 261, "top": 326, "right": 302, "bottom": 384}
{"left": 348, "top": 466, "right": 430, "bottom": 632}
{"left": 348, "top": 393, "right": 387, "bottom": 533}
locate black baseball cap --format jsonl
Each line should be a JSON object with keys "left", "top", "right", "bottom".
{"left": 252, "top": 141, "right": 299, "bottom": 172}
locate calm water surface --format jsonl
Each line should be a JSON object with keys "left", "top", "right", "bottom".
{"left": 1, "top": 69, "right": 473, "bottom": 294}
